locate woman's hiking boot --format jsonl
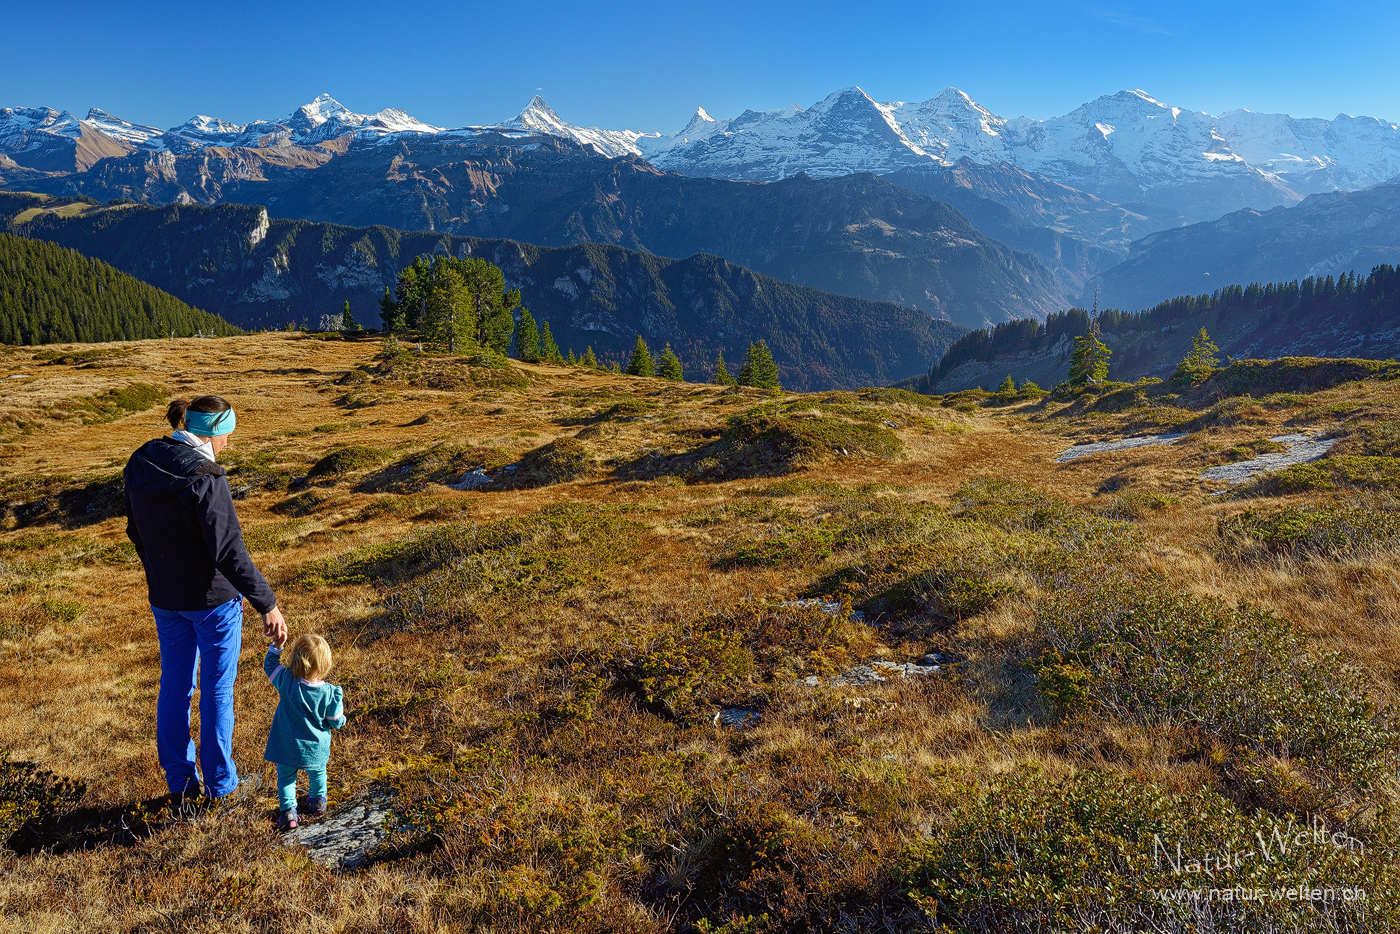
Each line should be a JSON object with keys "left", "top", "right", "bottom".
{"left": 306, "top": 795, "right": 327, "bottom": 817}
{"left": 277, "top": 808, "right": 299, "bottom": 831}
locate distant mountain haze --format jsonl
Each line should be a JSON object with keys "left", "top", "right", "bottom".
{"left": 1085, "top": 178, "right": 1400, "bottom": 312}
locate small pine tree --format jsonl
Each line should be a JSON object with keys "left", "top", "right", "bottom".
{"left": 1067, "top": 320, "right": 1111, "bottom": 386}
{"left": 657, "top": 343, "right": 684, "bottom": 381}
{"left": 583, "top": 346, "right": 598, "bottom": 367}
{"left": 626, "top": 335, "right": 654, "bottom": 376}
{"left": 1174, "top": 327, "right": 1221, "bottom": 385}
{"left": 712, "top": 350, "right": 737, "bottom": 386}
{"left": 566, "top": 348, "right": 577, "bottom": 365}
{"left": 540, "top": 322, "right": 561, "bottom": 362}
{"left": 514, "top": 308, "right": 541, "bottom": 362}
{"left": 998, "top": 374, "right": 1016, "bottom": 395}
{"left": 608, "top": 361, "right": 622, "bottom": 373}
{"left": 342, "top": 300, "right": 359, "bottom": 332}
{"left": 737, "top": 340, "right": 781, "bottom": 390}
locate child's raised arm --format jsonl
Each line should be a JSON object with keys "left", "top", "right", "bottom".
{"left": 264, "top": 644, "right": 285, "bottom": 684}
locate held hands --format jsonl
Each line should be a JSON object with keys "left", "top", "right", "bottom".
{"left": 263, "top": 605, "right": 288, "bottom": 649}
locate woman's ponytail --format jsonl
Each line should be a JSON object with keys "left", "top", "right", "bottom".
{"left": 166, "top": 398, "right": 190, "bottom": 430}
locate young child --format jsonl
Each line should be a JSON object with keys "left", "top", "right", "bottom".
{"left": 264, "top": 633, "right": 346, "bottom": 830}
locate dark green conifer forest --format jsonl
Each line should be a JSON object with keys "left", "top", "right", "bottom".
{"left": 0, "top": 233, "right": 241, "bottom": 345}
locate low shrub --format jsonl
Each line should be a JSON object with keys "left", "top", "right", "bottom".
{"left": 1096, "top": 490, "right": 1180, "bottom": 520}
{"left": 900, "top": 768, "right": 1388, "bottom": 933}
{"left": 357, "top": 444, "right": 510, "bottom": 493}
{"left": 0, "top": 473, "right": 125, "bottom": 529}
{"left": 1028, "top": 570, "right": 1398, "bottom": 812}
{"left": 306, "top": 445, "right": 392, "bottom": 481}
{"left": 1218, "top": 505, "right": 1400, "bottom": 559}
{"left": 487, "top": 438, "right": 594, "bottom": 490}
{"left": 1237, "top": 455, "right": 1400, "bottom": 497}
{"left": 625, "top": 407, "right": 902, "bottom": 483}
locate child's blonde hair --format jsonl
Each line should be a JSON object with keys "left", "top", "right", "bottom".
{"left": 285, "top": 633, "right": 333, "bottom": 681}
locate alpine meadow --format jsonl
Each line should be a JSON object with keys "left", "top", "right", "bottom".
{"left": 4, "top": 4, "right": 1400, "bottom": 931}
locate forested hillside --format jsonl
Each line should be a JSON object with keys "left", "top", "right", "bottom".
{"left": 3, "top": 197, "right": 965, "bottom": 390}
{"left": 910, "top": 265, "right": 1400, "bottom": 393}
{"left": 0, "top": 232, "right": 241, "bottom": 344}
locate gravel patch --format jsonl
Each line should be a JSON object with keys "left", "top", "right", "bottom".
{"left": 1200, "top": 433, "right": 1338, "bottom": 486}
{"left": 1056, "top": 433, "right": 1188, "bottom": 462}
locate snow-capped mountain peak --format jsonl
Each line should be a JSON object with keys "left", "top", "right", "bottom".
{"left": 82, "top": 108, "right": 162, "bottom": 145}
{"left": 290, "top": 93, "right": 350, "bottom": 128}
{"left": 500, "top": 95, "right": 649, "bottom": 158}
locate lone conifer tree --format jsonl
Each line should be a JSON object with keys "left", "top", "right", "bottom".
{"left": 738, "top": 340, "right": 781, "bottom": 390}
{"left": 998, "top": 374, "right": 1016, "bottom": 395}
{"left": 540, "top": 322, "right": 561, "bottom": 362}
{"left": 657, "top": 343, "right": 684, "bottom": 381}
{"left": 1067, "top": 296, "right": 1111, "bottom": 386}
{"left": 566, "top": 348, "right": 577, "bottom": 365}
{"left": 626, "top": 336, "right": 654, "bottom": 376}
{"left": 378, "top": 286, "right": 404, "bottom": 333}
{"left": 514, "top": 309, "right": 541, "bottom": 361}
{"left": 342, "top": 300, "right": 358, "bottom": 332}
{"left": 712, "top": 350, "right": 737, "bottom": 386}
{"left": 1174, "top": 327, "right": 1220, "bottom": 385}
{"left": 582, "top": 346, "right": 598, "bottom": 367}
{"left": 423, "top": 265, "right": 472, "bottom": 353}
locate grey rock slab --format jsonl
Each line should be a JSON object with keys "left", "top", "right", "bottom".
{"left": 283, "top": 788, "right": 394, "bottom": 870}
{"left": 714, "top": 707, "right": 763, "bottom": 730}
{"left": 1200, "top": 433, "right": 1338, "bottom": 486}
{"left": 450, "top": 468, "right": 492, "bottom": 490}
{"left": 1056, "top": 433, "right": 1188, "bottom": 463}
{"left": 778, "top": 598, "right": 866, "bottom": 623}
{"left": 805, "top": 660, "right": 944, "bottom": 687}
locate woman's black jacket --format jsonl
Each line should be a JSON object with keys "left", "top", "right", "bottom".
{"left": 123, "top": 437, "right": 277, "bottom": 614}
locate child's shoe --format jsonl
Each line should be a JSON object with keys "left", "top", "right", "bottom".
{"left": 306, "top": 795, "right": 327, "bottom": 817}
{"left": 277, "top": 808, "right": 299, "bottom": 831}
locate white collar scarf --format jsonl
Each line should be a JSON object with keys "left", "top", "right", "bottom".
{"left": 172, "top": 429, "right": 217, "bottom": 463}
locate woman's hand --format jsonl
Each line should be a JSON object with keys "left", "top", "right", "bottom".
{"left": 263, "top": 606, "right": 288, "bottom": 649}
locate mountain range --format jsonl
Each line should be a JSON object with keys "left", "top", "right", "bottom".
{"left": 6, "top": 86, "right": 1398, "bottom": 226}
{"left": 0, "top": 127, "right": 1071, "bottom": 328}
{"left": 4, "top": 86, "right": 1400, "bottom": 362}
{"left": 0, "top": 193, "right": 964, "bottom": 389}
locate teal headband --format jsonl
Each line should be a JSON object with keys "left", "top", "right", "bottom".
{"left": 185, "top": 407, "right": 236, "bottom": 436}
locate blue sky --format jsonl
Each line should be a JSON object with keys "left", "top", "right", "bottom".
{"left": 5, "top": 0, "right": 1397, "bottom": 131}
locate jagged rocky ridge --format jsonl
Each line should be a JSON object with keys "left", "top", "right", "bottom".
{"left": 1, "top": 194, "right": 965, "bottom": 390}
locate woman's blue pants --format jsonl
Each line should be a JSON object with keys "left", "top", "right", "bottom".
{"left": 152, "top": 597, "right": 244, "bottom": 798}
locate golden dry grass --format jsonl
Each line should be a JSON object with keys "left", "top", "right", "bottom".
{"left": 0, "top": 335, "right": 1397, "bottom": 931}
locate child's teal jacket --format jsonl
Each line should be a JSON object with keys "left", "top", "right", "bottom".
{"left": 263, "top": 646, "right": 345, "bottom": 768}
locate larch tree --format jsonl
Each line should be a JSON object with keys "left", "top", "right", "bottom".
{"left": 1173, "top": 327, "right": 1221, "bottom": 385}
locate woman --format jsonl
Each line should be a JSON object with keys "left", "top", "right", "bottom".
{"left": 123, "top": 395, "right": 287, "bottom": 800}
